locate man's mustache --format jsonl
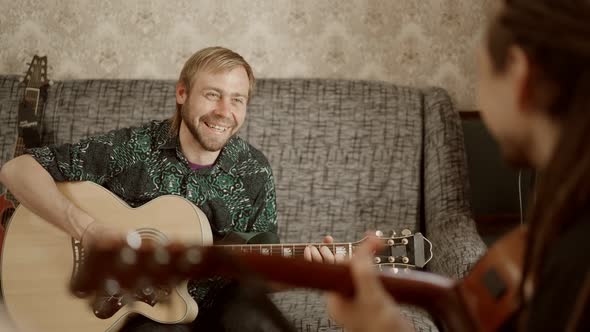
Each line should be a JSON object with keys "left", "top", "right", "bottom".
{"left": 202, "top": 114, "right": 235, "bottom": 128}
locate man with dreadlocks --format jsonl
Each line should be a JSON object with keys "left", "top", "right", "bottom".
{"left": 326, "top": 0, "right": 590, "bottom": 331}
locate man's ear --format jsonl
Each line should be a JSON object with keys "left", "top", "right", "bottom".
{"left": 176, "top": 82, "right": 187, "bottom": 105}
{"left": 508, "top": 46, "right": 536, "bottom": 114}
{"left": 510, "top": 46, "right": 556, "bottom": 113}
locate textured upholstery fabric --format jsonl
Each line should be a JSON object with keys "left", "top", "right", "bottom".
{"left": 0, "top": 75, "right": 486, "bottom": 331}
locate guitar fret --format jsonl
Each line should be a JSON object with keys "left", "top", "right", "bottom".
{"left": 224, "top": 243, "right": 353, "bottom": 259}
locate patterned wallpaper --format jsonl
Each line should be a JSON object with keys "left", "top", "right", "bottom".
{"left": 0, "top": 0, "right": 493, "bottom": 110}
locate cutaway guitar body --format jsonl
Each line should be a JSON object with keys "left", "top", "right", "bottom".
{"left": 1, "top": 181, "right": 212, "bottom": 332}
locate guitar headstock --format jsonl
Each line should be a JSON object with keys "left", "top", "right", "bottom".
{"left": 363, "top": 229, "right": 433, "bottom": 272}
{"left": 72, "top": 243, "right": 216, "bottom": 299}
{"left": 18, "top": 55, "right": 50, "bottom": 148}
{"left": 21, "top": 55, "right": 49, "bottom": 89}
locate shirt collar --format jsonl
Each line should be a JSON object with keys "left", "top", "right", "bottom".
{"left": 155, "top": 120, "right": 177, "bottom": 150}
{"left": 158, "top": 128, "right": 239, "bottom": 173}
{"left": 158, "top": 135, "right": 178, "bottom": 150}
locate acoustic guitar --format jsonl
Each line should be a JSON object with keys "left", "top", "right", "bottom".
{"left": 75, "top": 223, "right": 525, "bottom": 332}
{"left": 1, "top": 181, "right": 432, "bottom": 332}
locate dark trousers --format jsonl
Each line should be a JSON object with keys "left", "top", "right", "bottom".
{"left": 119, "top": 282, "right": 295, "bottom": 332}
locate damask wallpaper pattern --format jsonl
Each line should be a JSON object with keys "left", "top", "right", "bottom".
{"left": 0, "top": 0, "right": 493, "bottom": 110}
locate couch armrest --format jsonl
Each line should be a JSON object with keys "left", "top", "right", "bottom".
{"left": 422, "top": 88, "right": 487, "bottom": 278}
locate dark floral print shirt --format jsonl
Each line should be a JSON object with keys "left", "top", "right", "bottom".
{"left": 27, "top": 119, "right": 278, "bottom": 306}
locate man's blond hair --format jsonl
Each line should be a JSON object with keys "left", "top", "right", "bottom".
{"left": 170, "top": 46, "right": 255, "bottom": 134}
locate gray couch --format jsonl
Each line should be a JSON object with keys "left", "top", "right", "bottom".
{"left": 0, "top": 75, "right": 486, "bottom": 331}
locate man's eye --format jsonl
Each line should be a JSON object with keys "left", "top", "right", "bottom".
{"left": 233, "top": 98, "right": 245, "bottom": 104}
{"left": 206, "top": 92, "right": 220, "bottom": 99}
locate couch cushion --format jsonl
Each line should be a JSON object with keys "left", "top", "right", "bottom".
{"left": 243, "top": 79, "right": 424, "bottom": 243}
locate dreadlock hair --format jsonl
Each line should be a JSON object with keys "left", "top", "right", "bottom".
{"left": 486, "top": 0, "right": 590, "bottom": 330}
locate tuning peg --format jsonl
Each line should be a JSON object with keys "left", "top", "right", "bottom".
{"left": 375, "top": 230, "right": 383, "bottom": 237}
{"left": 373, "top": 257, "right": 381, "bottom": 264}
{"left": 185, "top": 247, "right": 202, "bottom": 264}
{"left": 126, "top": 231, "right": 142, "bottom": 249}
{"left": 388, "top": 256, "right": 395, "bottom": 263}
{"left": 141, "top": 286, "right": 154, "bottom": 296}
{"left": 104, "top": 279, "right": 121, "bottom": 296}
{"left": 176, "top": 246, "right": 202, "bottom": 272}
{"left": 401, "top": 238, "right": 409, "bottom": 245}
{"left": 387, "top": 239, "right": 394, "bottom": 246}
{"left": 402, "top": 257, "right": 410, "bottom": 264}
{"left": 401, "top": 229, "right": 412, "bottom": 236}
{"left": 120, "top": 247, "right": 137, "bottom": 265}
{"left": 154, "top": 246, "right": 171, "bottom": 265}
{"left": 390, "top": 230, "right": 397, "bottom": 237}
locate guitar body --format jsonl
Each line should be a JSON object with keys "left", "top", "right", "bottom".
{"left": 0, "top": 193, "right": 15, "bottom": 248}
{"left": 0, "top": 194, "right": 16, "bottom": 222}
{"left": 1, "top": 181, "right": 213, "bottom": 332}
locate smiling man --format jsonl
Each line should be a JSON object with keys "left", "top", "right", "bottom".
{"left": 0, "top": 47, "right": 283, "bottom": 331}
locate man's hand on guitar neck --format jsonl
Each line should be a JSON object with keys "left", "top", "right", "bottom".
{"left": 303, "top": 235, "right": 347, "bottom": 264}
{"left": 325, "top": 236, "right": 415, "bottom": 332}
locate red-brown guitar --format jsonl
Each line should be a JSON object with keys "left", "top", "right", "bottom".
{"left": 74, "top": 226, "right": 526, "bottom": 332}
{"left": 0, "top": 55, "right": 49, "bottom": 241}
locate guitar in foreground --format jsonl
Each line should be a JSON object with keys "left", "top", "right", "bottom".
{"left": 75, "top": 226, "right": 525, "bottom": 332}
{"left": 1, "top": 181, "right": 432, "bottom": 332}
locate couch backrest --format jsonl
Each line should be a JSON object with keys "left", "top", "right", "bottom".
{"left": 0, "top": 76, "right": 425, "bottom": 243}
{"left": 243, "top": 79, "right": 424, "bottom": 243}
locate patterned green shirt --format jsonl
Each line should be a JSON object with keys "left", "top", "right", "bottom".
{"left": 27, "top": 119, "right": 278, "bottom": 306}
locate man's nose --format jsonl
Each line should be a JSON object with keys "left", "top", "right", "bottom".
{"left": 215, "top": 97, "right": 232, "bottom": 117}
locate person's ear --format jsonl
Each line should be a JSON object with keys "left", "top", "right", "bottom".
{"left": 510, "top": 46, "right": 556, "bottom": 113}
{"left": 507, "top": 46, "right": 537, "bottom": 114}
{"left": 176, "top": 82, "right": 188, "bottom": 105}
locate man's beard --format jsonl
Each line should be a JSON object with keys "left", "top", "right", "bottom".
{"left": 181, "top": 105, "right": 235, "bottom": 152}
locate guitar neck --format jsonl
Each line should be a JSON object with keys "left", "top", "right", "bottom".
{"left": 209, "top": 250, "right": 474, "bottom": 332}
{"left": 220, "top": 242, "right": 354, "bottom": 259}
{"left": 12, "top": 136, "right": 26, "bottom": 159}
{"left": 74, "top": 244, "right": 475, "bottom": 332}
{"left": 24, "top": 87, "right": 40, "bottom": 113}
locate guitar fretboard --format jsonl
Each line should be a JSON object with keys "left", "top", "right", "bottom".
{"left": 221, "top": 243, "right": 354, "bottom": 259}
{"left": 24, "top": 88, "right": 40, "bottom": 108}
